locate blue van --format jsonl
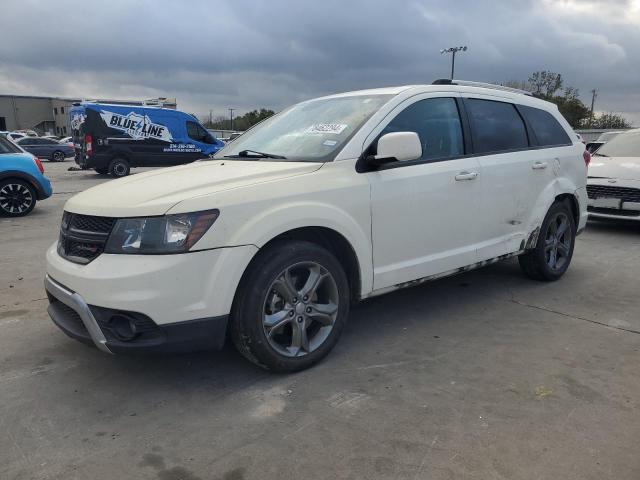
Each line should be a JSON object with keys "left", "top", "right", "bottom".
{"left": 69, "top": 103, "right": 224, "bottom": 177}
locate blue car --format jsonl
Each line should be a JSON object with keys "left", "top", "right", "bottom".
{"left": 0, "top": 136, "right": 52, "bottom": 216}
{"left": 15, "top": 136, "right": 75, "bottom": 162}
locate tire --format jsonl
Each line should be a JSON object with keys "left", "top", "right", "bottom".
{"left": 52, "top": 150, "right": 65, "bottom": 162}
{"left": 108, "top": 158, "right": 130, "bottom": 177}
{"left": 94, "top": 167, "right": 109, "bottom": 175}
{"left": 0, "top": 179, "right": 37, "bottom": 217}
{"left": 519, "top": 200, "right": 576, "bottom": 281}
{"left": 230, "top": 240, "right": 350, "bottom": 372}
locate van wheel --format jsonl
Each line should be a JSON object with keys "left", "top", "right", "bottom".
{"left": 519, "top": 200, "right": 576, "bottom": 281}
{"left": 94, "top": 167, "right": 109, "bottom": 175}
{"left": 0, "top": 179, "right": 36, "bottom": 217}
{"left": 230, "top": 240, "right": 350, "bottom": 372}
{"left": 108, "top": 158, "right": 130, "bottom": 177}
{"left": 52, "top": 151, "right": 65, "bottom": 162}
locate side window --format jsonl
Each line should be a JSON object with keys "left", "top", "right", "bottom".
{"left": 519, "top": 105, "right": 571, "bottom": 147}
{"left": 465, "top": 99, "right": 529, "bottom": 154}
{"left": 379, "top": 97, "right": 464, "bottom": 162}
{"left": 186, "top": 121, "right": 205, "bottom": 142}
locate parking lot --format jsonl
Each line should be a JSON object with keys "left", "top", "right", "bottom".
{"left": 1, "top": 161, "right": 639, "bottom": 479}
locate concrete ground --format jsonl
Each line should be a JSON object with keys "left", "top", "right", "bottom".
{"left": 1, "top": 161, "right": 639, "bottom": 480}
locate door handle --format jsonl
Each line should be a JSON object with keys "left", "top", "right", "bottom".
{"left": 455, "top": 171, "right": 478, "bottom": 181}
{"left": 532, "top": 161, "right": 548, "bottom": 170}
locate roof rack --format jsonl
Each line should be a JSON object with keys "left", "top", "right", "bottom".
{"left": 432, "top": 79, "right": 533, "bottom": 96}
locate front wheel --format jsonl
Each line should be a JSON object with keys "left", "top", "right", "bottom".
{"left": 230, "top": 241, "right": 350, "bottom": 372}
{"left": 519, "top": 200, "right": 576, "bottom": 281}
{"left": 0, "top": 179, "right": 37, "bottom": 217}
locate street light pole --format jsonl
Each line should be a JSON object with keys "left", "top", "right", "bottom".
{"left": 228, "top": 108, "right": 235, "bottom": 131}
{"left": 440, "top": 46, "right": 468, "bottom": 80}
{"left": 589, "top": 89, "right": 598, "bottom": 128}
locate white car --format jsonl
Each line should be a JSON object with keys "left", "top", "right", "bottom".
{"left": 45, "top": 81, "right": 588, "bottom": 372}
{"left": 587, "top": 128, "right": 640, "bottom": 221}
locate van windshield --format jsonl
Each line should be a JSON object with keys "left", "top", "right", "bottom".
{"left": 214, "top": 94, "right": 393, "bottom": 162}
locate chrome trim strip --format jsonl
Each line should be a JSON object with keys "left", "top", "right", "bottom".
{"left": 44, "top": 274, "right": 112, "bottom": 354}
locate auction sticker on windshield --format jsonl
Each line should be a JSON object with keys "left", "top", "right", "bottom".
{"left": 306, "top": 123, "right": 348, "bottom": 135}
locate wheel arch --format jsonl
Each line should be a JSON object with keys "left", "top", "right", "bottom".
{"left": 257, "top": 226, "right": 363, "bottom": 303}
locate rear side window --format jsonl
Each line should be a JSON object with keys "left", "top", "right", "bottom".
{"left": 465, "top": 99, "right": 528, "bottom": 154}
{"left": 519, "top": 105, "right": 571, "bottom": 147}
{"left": 380, "top": 97, "right": 464, "bottom": 162}
{"left": 0, "top": 136, "right": 21, "bottom": 153}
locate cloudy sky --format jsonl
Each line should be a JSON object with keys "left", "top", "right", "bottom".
{"left": 1, "top": 0, "right": 639, "bottom": 124}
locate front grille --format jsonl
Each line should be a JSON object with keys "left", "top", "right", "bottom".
{"left": 69, "top": 214, "right": 115, "bottom": 233}
{"left": 587, "top": 184, "right": 640, "bottom": 203}
{"left": 58, "top": 212, "right": 115, "bottom": 264}
{"left": 588, "top": 207, "right": 640, "bottom": 217}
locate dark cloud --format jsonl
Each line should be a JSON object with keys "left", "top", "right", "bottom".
{"left": 1, "top": 0, "right": 638, "bottom": 124}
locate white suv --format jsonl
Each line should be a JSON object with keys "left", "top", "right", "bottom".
{"left": 45, "top": 81, "right": 588, "bottom": 372}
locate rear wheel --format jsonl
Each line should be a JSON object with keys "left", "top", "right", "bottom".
{"left": 230, "top": 240, "right": 350, "bottom": 372}
{"left": 519, "top": 200, "right": 576, "bottom": 281}
{"left": 52, "top": 150, "right": 65, "bottom": 162}
{"left": 108, "top": 158, "right": 130, "bottom": 177}
{"left": 0, "top": 179, "right": 36, "bottom": 217}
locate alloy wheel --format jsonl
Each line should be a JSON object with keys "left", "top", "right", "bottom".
{"left": 53, "top": 151, "right": 64, "bottom": 162}
{"left": 544, "top": 212, "right": 572, "bottom": 271}
{"left": 262, "top": 261, "right": 339, "bottom": 357}
{"left": 0, "top": 183, "right": 34, "bottom": 215}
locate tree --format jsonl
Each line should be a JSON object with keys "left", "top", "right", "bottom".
{"left": 206, "top": 108, "right": 276, "bottom": 131}
{"left": 528, "top": 71, "right": 563, "bottom": 98}
{"left": 590, "top": 113, "right": 632, "bottom": 129}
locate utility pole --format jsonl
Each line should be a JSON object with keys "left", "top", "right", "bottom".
{"left": 440, "top": 46, "right": 468, "bottom": 80}
{"left": 589, "top": 89, "right": 598, "bottom": 128}
{"left": 209, "top": 109, "right": 212, "bottom": 126}
{"left": 228, "top": 108, "right": 235, "bottom": 131}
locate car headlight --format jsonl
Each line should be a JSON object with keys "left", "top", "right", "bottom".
{"left": 104, "top": 209, "right": 219, "bottom": 254}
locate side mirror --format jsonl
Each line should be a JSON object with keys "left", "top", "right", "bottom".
{"left": 372, "top": 131, "right": 422, "bottom": 165}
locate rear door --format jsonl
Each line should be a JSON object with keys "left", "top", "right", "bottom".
{"left": 366, "top": 94, "right": 482, "bottom": 290}
{"left": 463, "top": 96, "right": 552, "bottom": 260}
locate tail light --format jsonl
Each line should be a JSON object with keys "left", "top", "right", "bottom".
{"left": 583, "top": 149, "right": 591, "bottom": 167}
{"left": 85, "top": 134, "right": 93, "bottom": 156}
{"left": 34, "top": 157, "right": 44, "bottom": 174}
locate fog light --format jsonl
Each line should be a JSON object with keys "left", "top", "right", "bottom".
{"left": 109, "top": 314, "right": 138, "bottom": 341}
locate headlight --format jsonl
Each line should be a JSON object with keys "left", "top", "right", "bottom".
{"left": 104, "top": 209, "right": 219, "bottom": 254}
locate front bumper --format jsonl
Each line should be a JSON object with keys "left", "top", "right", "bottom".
{"left": 45, "top": 275, "right": 228, "bottom": 353}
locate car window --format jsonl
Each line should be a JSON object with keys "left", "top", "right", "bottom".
{"left": 186, "top": 121, "right": 206, "bottom": 142}
{"left": 465, "top": 99, "right": 529, "bottom": 154}
{"left": 0, "top": 136, "right": 22, "bottom": 154}
{"left": 17, "top": 137, "right": 34, "bottom": 145}
{"left": 596, "top": 130, "right": 640, "bottom": 157}
{"left": 519, "top": 105, "right": 571, "bottom": 147}
{"left": 379, "top": 97, "right": 464, "bottom": 162}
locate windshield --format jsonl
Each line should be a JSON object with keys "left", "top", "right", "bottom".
{"left": 0, "top": 136, "right": 22, "bottom": 154}
{"left": 214, "top": 94, "right": 393, "bottom": 162}
{"left": 596, "top": 130, "right": 640, "bottom": 157}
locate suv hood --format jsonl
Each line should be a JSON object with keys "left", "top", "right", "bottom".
{"left": 65, "top": 160, "right": 323, "bottom": 217}
{"left": 589, "top": 156, "right": 640, "bottom": 181}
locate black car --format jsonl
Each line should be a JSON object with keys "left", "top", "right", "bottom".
{"left": 16, "top": 137, "right": 74, "bottom": 162}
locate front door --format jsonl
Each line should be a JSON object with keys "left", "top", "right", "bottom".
{"left": 366, "top": 96, "right": 482, "bottom": 290}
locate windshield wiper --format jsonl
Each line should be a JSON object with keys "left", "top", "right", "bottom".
{"left": 224, "top": 149, "right": 286, "bottom": 159}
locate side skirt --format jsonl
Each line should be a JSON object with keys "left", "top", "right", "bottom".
{"left": 364, "top": 250, "right": 524, "bottom": 299}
